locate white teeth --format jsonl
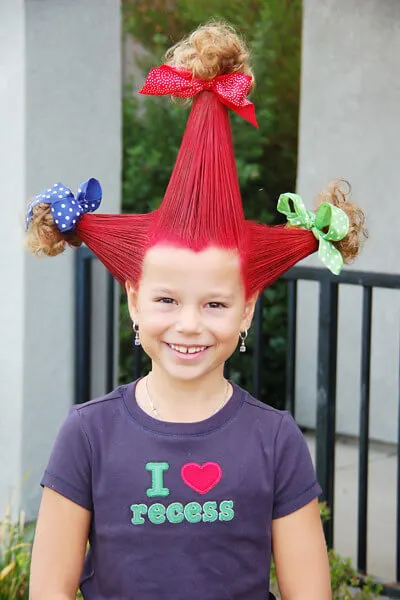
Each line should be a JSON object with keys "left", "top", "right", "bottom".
{"left": 169, "top": 344, "right": 206, "bottom": 354}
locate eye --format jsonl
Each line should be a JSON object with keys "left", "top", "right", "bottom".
{"left": 207, "top": 302, "right": 227, "bottom": 309}
{"left": 155, "top": 297, "right": 176, "bottom": 304}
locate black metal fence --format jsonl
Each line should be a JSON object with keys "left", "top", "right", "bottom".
{"left": 74, "top": 246, "right": 116, "bottom": 404}
{"left": 75, "top": 247, "right": 400, "bottom": 597}
{"left": 281, "top": 267, "right": 400, "bottom": 599}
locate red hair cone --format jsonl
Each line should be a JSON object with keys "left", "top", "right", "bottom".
{"left": 150, "top": 92, "right": 246, "bottom": 252}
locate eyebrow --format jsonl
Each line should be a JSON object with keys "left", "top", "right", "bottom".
{"left": 208, "top": 292, "right": 235, "bottom": 301}
{"left": 151, "top": 288, "right": 176, "bottom": 295}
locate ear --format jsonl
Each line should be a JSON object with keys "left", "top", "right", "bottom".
{"left": 240, "top": 294, "right": 258, "bottom": 332}
{"left": 125, "top": 280, "right": 139, "bottom": 322}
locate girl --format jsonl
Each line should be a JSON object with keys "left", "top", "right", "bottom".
{"left": 27, "top": 22, "right": 366, "bottom": 600}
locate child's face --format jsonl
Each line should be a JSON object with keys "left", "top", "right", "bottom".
{"left": 126, "top": 245, "right": 256, "bottom": 383}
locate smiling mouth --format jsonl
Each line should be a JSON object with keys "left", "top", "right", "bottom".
{"left": 165, "top": 343, "right": 210, "bottom": 355}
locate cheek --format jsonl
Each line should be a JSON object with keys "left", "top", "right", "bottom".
{"left": 139, "top": 310, "right": 174, "bottom": 337}
{"left": 209, "top": 313, "right": 242, "bottom": 342}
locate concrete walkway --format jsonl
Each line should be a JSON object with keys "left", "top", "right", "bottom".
{"left": 305, "top": 432, "right": 398, "bottom": 596}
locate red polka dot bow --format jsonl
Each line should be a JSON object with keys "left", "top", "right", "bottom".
{"left": 139, "top": 64, "right": 259, "bottom": 128}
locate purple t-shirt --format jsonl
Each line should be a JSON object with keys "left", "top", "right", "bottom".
{"left": 41, "top": 380, "right": 321, "bottom": 600}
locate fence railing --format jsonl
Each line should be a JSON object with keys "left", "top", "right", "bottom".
{"left": 75, "top": 246, "right": 400, "bottom": 597}
{"left": 281, "top": 266, "right": 400, "bottom": 599}
{"left": 74, "top": 246, "right": 116, "bottom": 404}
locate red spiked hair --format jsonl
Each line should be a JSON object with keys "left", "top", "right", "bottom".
{"left": 27, "top": 22, "right": 365, "bottom": 299}
{"left": 76, "top": 86, "right": 317, "bottom": 299}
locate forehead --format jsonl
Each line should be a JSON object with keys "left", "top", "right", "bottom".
{"left": 140, "top": 245, "right": 244, "bottom": 292}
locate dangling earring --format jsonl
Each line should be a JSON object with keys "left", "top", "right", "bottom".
{"left": 133, "top": 321, "right": 141, "bottom": 347}
{"left": 239, "top": 330, "right": 248, "bottom": 353}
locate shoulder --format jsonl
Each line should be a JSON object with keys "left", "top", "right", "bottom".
{"left": 71, "top": 382, "right": 133, "bottom": 430}
{"left": 74, "top": 384, "right": 127, "bottom": 413}
{"left": 241, "top": 388, "right": 285, "bottom": 417}
{"left": 233, "top": 383, "right": 299, "bottom": 445}
{"left": 238, "top": 385, "right": 289, "bottom": 426}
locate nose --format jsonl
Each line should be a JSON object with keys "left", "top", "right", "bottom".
{"left": 175, "top": 305, "right": 202, "bottom": 335}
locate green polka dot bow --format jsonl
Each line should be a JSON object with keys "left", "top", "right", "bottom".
{"left": 277, "top": 193, "right": 349, "bottom": 275}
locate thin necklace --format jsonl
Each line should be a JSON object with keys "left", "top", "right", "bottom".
{"left": 144, "top": 375, "right": 230, "bottom": 420}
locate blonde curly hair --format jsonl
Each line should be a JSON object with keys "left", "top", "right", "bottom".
{"left": 315, "top": 180, "right": 368, "bottom": 263}
{"left": 164, "top": 20, "right": 255, "bottom": 91}
{"left": 25, "top": 202, "right": 82, "bottom": 257}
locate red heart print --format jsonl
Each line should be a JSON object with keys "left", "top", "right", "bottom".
{"left": 181, "top": 462, "right": 222, "bottom": 495}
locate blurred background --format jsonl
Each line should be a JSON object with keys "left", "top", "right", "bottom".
{"left": 1, "top": 0, "right": 399, "bottom": 597}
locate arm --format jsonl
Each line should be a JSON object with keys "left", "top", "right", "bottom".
{"left": 271, "top": 498, "right": 331, "bottom": 600}
{"left": 29, "top": 487, "right": 91, "bottom": 600}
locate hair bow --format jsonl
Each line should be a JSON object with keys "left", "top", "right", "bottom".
{"left": 139, "top": 64, "right": 259, "bottom": 128}
{"left": 26, "top": 178, "right": 102, "bottom": 233}
{"left": 277, "top": 193, "right": 349, "bottom": 275}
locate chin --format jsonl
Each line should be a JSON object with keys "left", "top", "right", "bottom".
{"left": 153, "top": 358, "right": 217, "bottom": 383}
{"left": 164, "top": 365, "right": 209, "bottom": 382}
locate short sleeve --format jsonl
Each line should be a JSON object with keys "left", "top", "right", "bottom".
{"left": 40, "top": 408, "right": 93, "bottom": 511}
{"left": 272, "top": 412, "right": 322, "bottom": 519}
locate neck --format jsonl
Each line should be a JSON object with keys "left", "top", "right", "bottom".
{"left": 137, "top": 365, "right": 230, "bottom": 423}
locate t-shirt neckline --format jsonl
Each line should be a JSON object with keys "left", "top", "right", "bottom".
{"left": 121, "top": 378, "right": 244, "bottom": 435}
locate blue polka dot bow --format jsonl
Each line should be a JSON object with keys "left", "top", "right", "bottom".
{"left": 25, "top": 178, "right": 102, "bottom": 232}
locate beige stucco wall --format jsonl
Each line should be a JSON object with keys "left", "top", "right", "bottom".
{"left": 0, "top": 0, "right": 121, "bottom": 519}
{"left": 296, "top": 0, "right": 400, "bottom": 443}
